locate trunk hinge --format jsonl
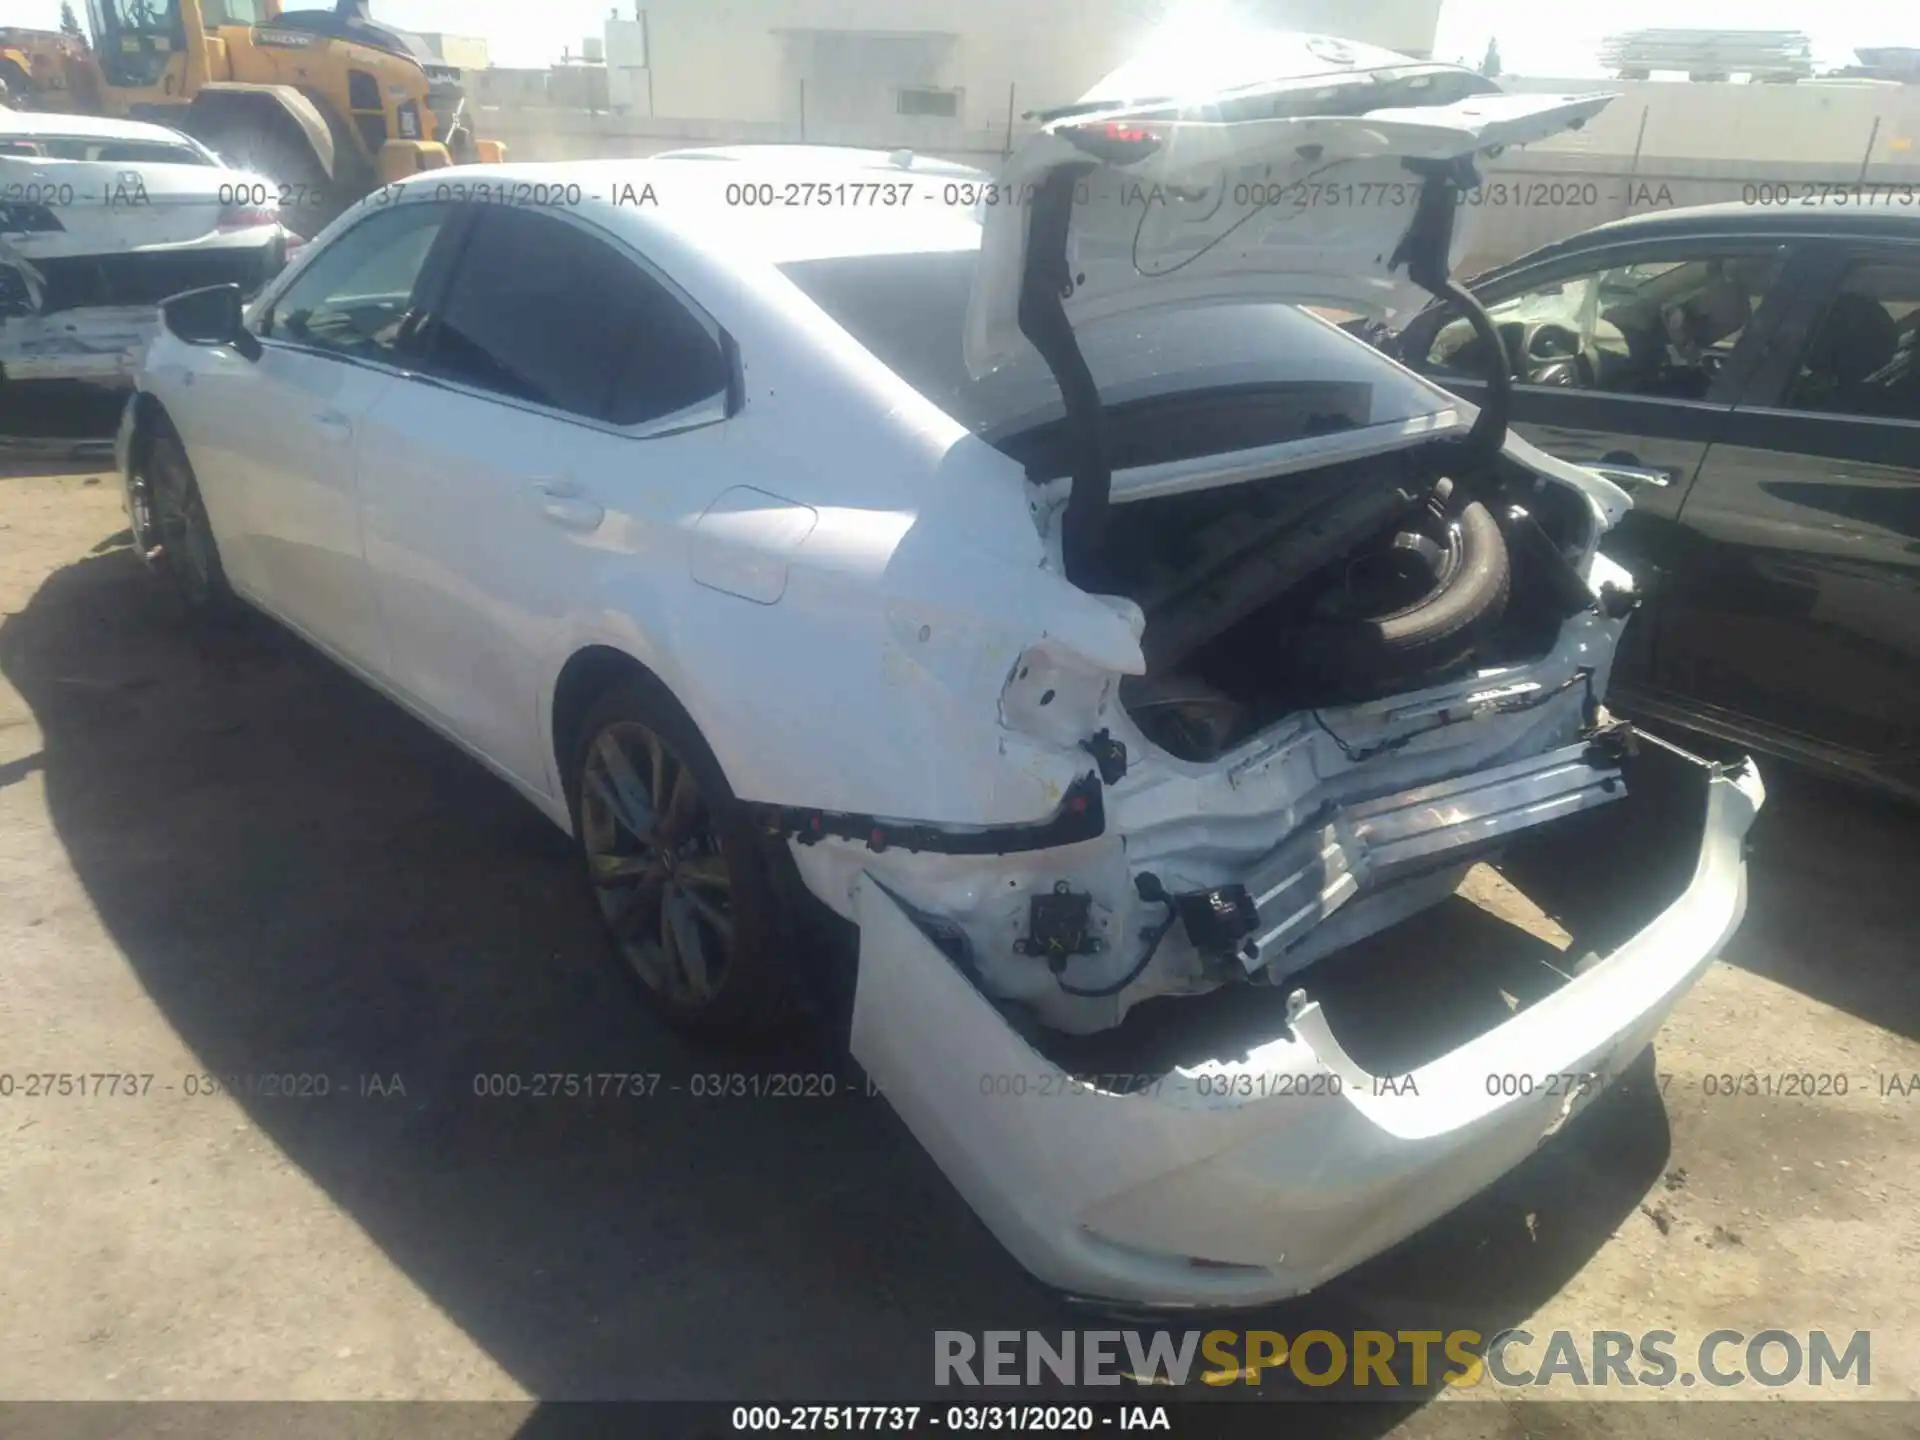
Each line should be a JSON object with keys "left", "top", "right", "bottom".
{"left": 1390, "top": 155, "right": 1510, "bottom": 465}
{"left": 1016, "top": 163, "right": 1110, "bottom": 587}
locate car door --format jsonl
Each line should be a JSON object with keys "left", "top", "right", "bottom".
{"left": 355, "top": 202, "right": 736, "bottom": 796}
{"left": 180, "top": 198, "right": 456, "bottom": 668}
{"left": 1400, "top": 235, "right": 1802, "bottom": 685}
{"left": 1649, "top": 239, "right": 1920, "bottom": 785}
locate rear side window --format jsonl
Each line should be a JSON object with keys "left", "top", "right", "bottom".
{"left": 89, "top": 140, "right": 212, "bottom": 165}
{"left": 421, "top": 206, "right": 729, "bottom": 426}
{"left": 1785, "top": 260, "right": 1920, "bottom": 422}
{"left": 2, "top": 137, "right": 210, "bottom": 164}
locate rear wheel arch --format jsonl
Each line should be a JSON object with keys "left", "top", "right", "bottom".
{"left": 550, "top": 646, "right": 724, "bottom": 811}
{"left": 552, "top": 645, "right": 831, "bottom": 1038}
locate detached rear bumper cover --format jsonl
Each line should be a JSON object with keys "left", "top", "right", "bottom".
{"left": 1, "top": 233, "right": 282, "bottom": 382}
{"left": 849, "top": 755, "right": 1762, "bottom": 1309}
{"left": 0, "top": 305, "right": 157, "bottom": 382}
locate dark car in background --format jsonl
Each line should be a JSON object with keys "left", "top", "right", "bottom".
{"left": 1384, "top": 199, "right": 1920, "bottom": 801}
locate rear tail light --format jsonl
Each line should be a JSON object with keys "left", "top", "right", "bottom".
{"left": 1061, "top": 119, "right": 1166, "bottom": 164}
{"left": 218, "top": 203, "right": 279, "bottom": 231}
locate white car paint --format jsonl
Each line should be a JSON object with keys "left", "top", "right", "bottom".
{"left": 121, "top": 40, "right": 1759, "bottom": 1309}
{"left": 854, "top": 757, "right": 1760, "bottom": 1307}
{"left": 965, "top": 39, "right": 1614, "bottom": 373}
{"left": 1, "top": 109, "right": 283, "bottom": 383}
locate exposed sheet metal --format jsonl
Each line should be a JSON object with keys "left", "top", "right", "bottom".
{"left": 1241, "top": 738, "right": 1626, "bottom": 975}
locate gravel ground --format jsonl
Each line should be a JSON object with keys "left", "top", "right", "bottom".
{"left": 0, "top": 458, "right": 1915, "bottom": 1438}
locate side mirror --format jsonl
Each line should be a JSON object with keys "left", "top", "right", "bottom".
{"left": 160, "top": 284, "right": 261, "bottom": 360}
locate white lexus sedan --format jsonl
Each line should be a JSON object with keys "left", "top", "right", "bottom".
{"left": 118, "top": 34, "right": 1764, "bottom": 1310}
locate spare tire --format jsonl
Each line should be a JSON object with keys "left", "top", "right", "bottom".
{"left": 1290, "top": 496, "right": 1511, "bottom": 700}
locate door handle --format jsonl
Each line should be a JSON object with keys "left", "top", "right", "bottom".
{"left": 1586, "top": 461, "right": 1675, "bottom": 490}
{"left": 529, "top": 478, "right": 604, "bottom": 531}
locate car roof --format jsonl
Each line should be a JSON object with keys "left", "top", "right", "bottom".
{"left": 0, "top": 109, "right": 204, "bottom": 145}
{"left": 0, "top": 111, "right": 211, "bottom": 151}
{"left": 1484, "top": 196, "right": 1920, "bottom": 276}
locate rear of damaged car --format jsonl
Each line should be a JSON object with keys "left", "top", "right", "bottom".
{"left": 757, "top": 36, "right": 1765, "bottom": 1308}
{"left": 1, "top": 114, "right": 284, "bottom": 386}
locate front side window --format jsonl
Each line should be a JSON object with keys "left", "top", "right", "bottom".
{"left": 420, "top": 205, "right": 729, "bottom": 426}
{"left": 1784, "top": 261, "right": 1920, "bottom": 422}
{"left": 202, "top": 0, "right": 264, "bottom": 24}
{"left": 262, "top": 201, "right": 450, "bottom": 362}
{"left": 1425, "top": 250, "right": 1781, "bottom": 401}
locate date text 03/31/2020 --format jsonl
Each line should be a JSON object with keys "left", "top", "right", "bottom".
{"left": 730, "top": 1406, "right": 1171, "bottom": 1432}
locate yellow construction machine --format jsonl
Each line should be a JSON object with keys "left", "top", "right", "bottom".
{"left": 6, "top": 1, "right": 503, "bottom": 236}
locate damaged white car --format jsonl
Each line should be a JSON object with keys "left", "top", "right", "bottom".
{"left": 1, "top": 110, "right": 285, "bottom": 385}
{"left": 119, "top": 32, "right": 1764, "bottom": 1310}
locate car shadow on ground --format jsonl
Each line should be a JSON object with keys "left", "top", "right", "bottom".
{"left": 1717, "top": 766, "right": 1920, "bottom": 1042}
{"left": 5, "top": 540, "right": 1700, "bottom": 1421}
{"left": 0, "top": 380, "right": 128, "bottom": 445}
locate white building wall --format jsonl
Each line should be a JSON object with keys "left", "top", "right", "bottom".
{"left": 605, "top": 17, "right": 649, "bottom": 112}
{"left": 417, "top": 32, "right": 493, "bottom": 71}
{"left": 628, "top": 0, "right": 1444, "bottom": 133}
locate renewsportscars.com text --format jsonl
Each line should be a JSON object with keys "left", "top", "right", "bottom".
{"left": 934, "top": 1328, "right": 1871, "bottom": 1391}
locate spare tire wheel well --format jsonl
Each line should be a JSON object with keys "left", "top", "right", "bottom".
{"left": 1105, "top": 450, "right": 1591, "bottom": 763}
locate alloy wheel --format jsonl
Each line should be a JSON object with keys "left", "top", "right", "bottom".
{"left": 579, "top": 720, "right": 736, "bottom": 1005}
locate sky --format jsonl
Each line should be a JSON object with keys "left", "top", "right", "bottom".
{"left": 15, "top": 0, "right": 1920, "bottom": 75}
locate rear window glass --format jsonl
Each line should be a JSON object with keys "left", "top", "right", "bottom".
{"left": 0, "top": 136, "right": 212, "bottom": 165}
{"left": 776, "top": 249, "right": 1456, "bottom": 455}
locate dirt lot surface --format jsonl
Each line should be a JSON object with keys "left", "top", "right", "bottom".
{"left": 1, "top": 459, "right": 1916, "bottom": 1438}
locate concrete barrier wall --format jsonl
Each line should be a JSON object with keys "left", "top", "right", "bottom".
{"left": 475, "top": 105, "right": 1024, "bottom": 162}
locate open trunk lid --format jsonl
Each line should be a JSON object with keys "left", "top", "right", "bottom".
{"left": 964, "top": 36, "right": 1612, "bottom": 376}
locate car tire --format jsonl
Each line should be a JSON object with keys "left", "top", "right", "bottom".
{"left": 567, "top": 674, "right": 812, "bottom": 1041}
{"left": 196, "top": 120, "right": 342, "bottom": 242}
{"left": 129, "top": 429, "right": 238, "bottom": 623}
{"left": 0, "top": 60, "right": 30, "bottom": 110}
{"left": 445, "top": 121, "right": 478, "bottom": 165}
{"left": 1293, "top": 496, "right": 1512, "bottom": 698}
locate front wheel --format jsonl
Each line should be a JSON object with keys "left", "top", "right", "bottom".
{"left": 569, "top": 677, "right": 812, "bottom": 1040}
{"left": 129, "top": 430, "right": 237, "bottom": 621}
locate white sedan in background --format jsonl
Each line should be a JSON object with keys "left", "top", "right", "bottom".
{"left": 117, "top": 33, "right": 1763, "bottom": 1309}
{"left": 1, "top": 109, "right": 285, "bottom": 385}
